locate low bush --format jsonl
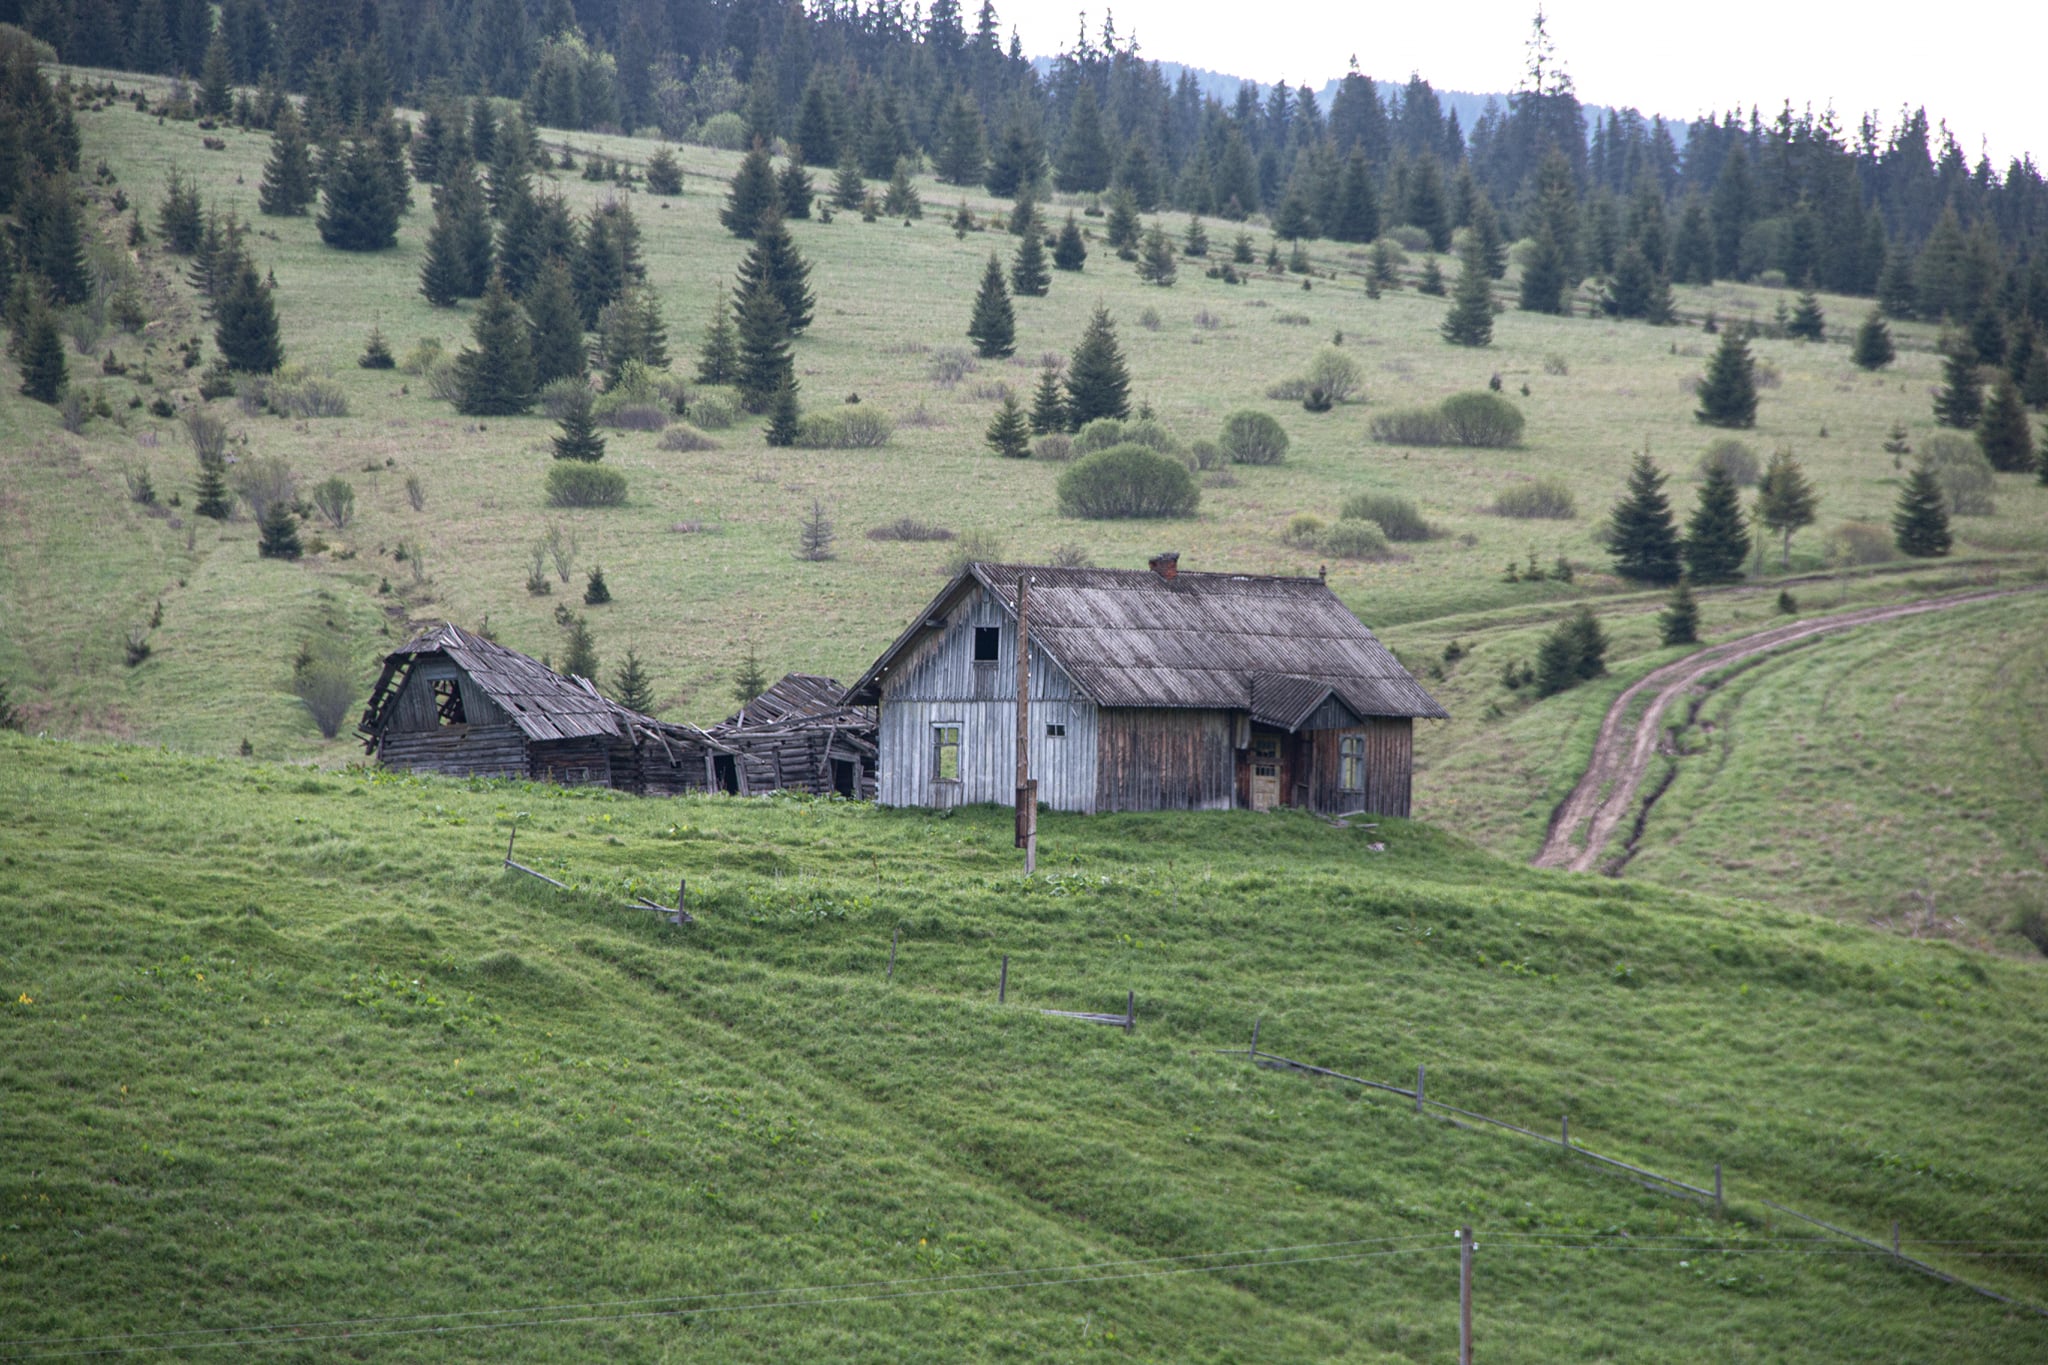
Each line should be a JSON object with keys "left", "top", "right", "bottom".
{"left": 1490, "top": 478, "right": 1577, "bottom": 519}
{"left": 292, "top": 640, "right": 355, "bottom": 739}
{"left": 539, "top": 377, "right": 588, "bottom": 420}
{"left": 1030, "top": 432, "right": 1074, "bottom": 461}
{"left": 1340, "top": 491, "right": 1433, "bottom": 541}
{"left": 1697, "top": 438, "right": 1760, "bottom": 486}
{"left": 400, "top": 338, "right": 443, "bottom": 376}
{"left": 1318, "top": 517, "right": 1390, "bottom": 559}
{"left": 545, "top": 462, "right": 629, "bottom": 508}
{"left": 1186, "top": 438, "right": 1225, "bottom": 471}
{"left": 695, "top": 111, "right": 747, "bottom": 149}
{"left": 1367, "top": 406, "right": 1451, "bottom": 445}
{"left": 1056, "top": 443, "right": 1200, "bottom": 519}
{"left": 1283, "top": 513, "right": 1324, "bottom": 547}
{"left": 424, "top": 358, "right": 462, "bottom": 403}
{"left": 657, "top": 424, "right": 718, "bottom": 452}
{"left": 867, "top": 518, "right": 955, "bottom": 542}
{"left": 1438, "top": 391, "right": 1524, "bottom": 447}
{"left": 689, "top": 388, "right": 739, "bottom": 429}
{"left": 928, "top": 347, "right": 978, "bottom": 386}
{"left": 1823, "top": 521, "right": 1897, "bottom": 567}
{"left": 1305, "top": 348, "right": 1364, "bottom": 404}
{"left": 596, "top": 399, "right": 669, "bottom": 431}
{"left": 1387, "top": 226, "right": 1429, "bottom": 253}
{"left": 940, "top": 527, "right": 1008, "bottom": 575}
{"left": 1918, "top": 433, "right": 1996, "bottom": 516}
{"left": 311, "top": 476, "right": 355, "bottom": 529}
{"left": 1073, "top": 417, "right": 1128, "bottom": 455}
{"left": 794, "top": 408, "right": 894, "bottom": 448}
{"left": 232, "top": 454, "right": 297, "bottom": 523}
{"left": 270, "top": 372, "right": 349, "bottom": 418}
{"left": 1219, "top": 409, "right": 1289, "bottom": 465}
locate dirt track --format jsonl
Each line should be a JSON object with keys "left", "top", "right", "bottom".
{"left": 1532, "top": 585, "right": 2040, "bottom": 874}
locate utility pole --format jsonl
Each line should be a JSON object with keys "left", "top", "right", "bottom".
{"left": 1014, "top": 572, "right": 1037, "bottom": 874}
{"left": 1459, "top": 1226, "right": 1474, "bottom": 1365}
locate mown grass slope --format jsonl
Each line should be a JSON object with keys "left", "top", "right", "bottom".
{"left": 3, "top": 736, "right": 2045, "bottom": 1360}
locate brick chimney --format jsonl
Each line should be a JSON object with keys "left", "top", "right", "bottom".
{"left": 1148, "top": 551, "right": 1180, "bottom": 582}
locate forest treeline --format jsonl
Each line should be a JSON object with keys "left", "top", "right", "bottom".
{"left": 3, "top": 0, "right": 2047, "bottom": 322}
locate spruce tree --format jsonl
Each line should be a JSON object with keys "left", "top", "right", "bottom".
{"left": 1602, "top": 244, "right": 1656, "bottom": 318}
{"left": 1695, "top": 327, "right": 1758, "bottom": 428}
{"left": 611, "top": 649, "right": 655, "bottom": 712}
{"left": 1754, "top": 448, "right": 1819, "bottom": 568}
{"left": 1054, "top": 84, "right": 1112, "bottom": 194}
{"left": 1441, "top": 234, "right": 1494, "bottom": 347}
{"left": 1053, "top": 211, "right": 1087, "bottom": 271}
{"left": 158, "top": 171, "right": 205, "bottom": 255}
{"left": 1368, "top": 239, "right": 1399, "bottom": 291}
{"left": 734, "top": 289, "right": 793, "bottom": 413}
{"left": 1029, "top": 361, "right": 1067, "bottom": 434}
{"left": 696, "top": 294, "right": 738, "bottom": 386}
{"left": 1786, "top": 290, "right": 1825, "bottom": 341}
{"left": 733, "top": 206, "right": 814, "bottom": 335}
{"left": 258, "top": 103, "right": 315, "bottom": 216}
{"left": 1331, "top": 151, "right": 1379, "bottom": 243}
{"left": 1104, "top": 189, "right": 1140, "bottom": 258}
{"left": 193, "top": 449, "right": 233, "bottom": 519}
{"left": 1658, "top": 582, "right": 1700, "bottom": 646}
{"left": 1892, "top": 466, "right": 1952, "bottom": 557}
{"left": 985, "top": 393, "right": 1030, "bottom": 458}
{"left": 777, "top": 153, "right": 814, "bottom": 219}
{"left": 1932, "top": 340, "right": 1982, "bottom": 428}
{"left": 418, "top": 207, "right": 465, "bottom": 306}
{"left": 1518, "top": 226, "right": 1567, "bottom": 314}
{"left": 596, "top": 286, "right": 670, "bottom": 382}
{"left": 525, "top": 258, "right": 587, "bottom": 386}
{"left": 832, "top": 149, "right": 864, "bottom": 209}
{"left": 454, "top": 273, "right": 536, "bottom": 415}
{"left": 721, "top": 142, "right": 779, "bottom": 238}
{"left": 16, "top": 300, "right": 65, "bottom": 403}
{"left": 1136, "top": 225, "right": 1177, "bottom": 286}
{"left": 21, "top": 174, "right": 90, "bottom": 306}
{"left": 1682, "top": 464, "right": 1750, "bottom": 584}
{"left": 936, "top": 92, "right": 987, "bottom": 185}
{"left": 1418, "top": 258, "right": 1446, "bottom": 296}
{"left": 764, "top": 376, "right": 801, "bottom": 446}
{"left": 882, "top": 159, "right": 921, "bottom": 218}
{"left": 199, "top": 33, "right": 234, "bottom": 117}
{"left": 317, "top": 139, "right": 400, "bottom": 250}
{"left": 1977, "top": 375, "right": 2035, "bottom": 473}
{"left": 559, "top": 615, "right": 599, "bottom": 680}
{"left": 1851, "top": 309, "right": 1894, "bottom": 370}
{"left": 214, "top": 258, "right": 285, "bottom": 373}
{"left": 441, "top": 162, "right": 496, "bottom": 297}
{"left": 551, "top": 384, "right": 606, "bottom": 461}
{"left": 645, "top": 146, "right": 683, "bottom": 196}
{"left": 1064, "top": 305, "right": 1130, "bottom": 429}
{"left": 1604, "top": 452, "right": 1682, "bottom": 584}
{"left": 1010, "top": 220, "right": 1050, "bottom": 297}
{"left": 1183, "top": 215, "right": 1209, "bottom": 258}
{"left": 966, "top": 253, "right": 1015, "bottom": 359}
{"left": 257, "top": 502, "right": 303, "bottom": 560}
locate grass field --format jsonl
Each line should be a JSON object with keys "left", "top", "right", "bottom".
{"left": 3, "top": 734, "right": 2046, "bottom": 1359}
{"left": 4, "top": 73, "right": 2047, "bottom": 936}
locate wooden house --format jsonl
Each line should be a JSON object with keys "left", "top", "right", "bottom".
{"left": 845, "top": 555, "right": 1446, "bottom": 817}
{"left": 358, "top": 624, "right": 877, "bottom": 799}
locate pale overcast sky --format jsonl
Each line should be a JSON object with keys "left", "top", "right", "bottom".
{"left": 995, "top": 0, "right": 2044, "bottom": 167}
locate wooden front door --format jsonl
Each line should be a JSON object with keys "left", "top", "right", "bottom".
{"left": 1249, "top": 735, "right": 1281, "bottom": 812}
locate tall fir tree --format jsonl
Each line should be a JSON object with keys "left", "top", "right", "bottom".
{"left": 696, "top": 294, "right": 738, "bottom": 386}
{"left": 213, "top": 258, "right": 284, "bottom": 373}
{"left": 936, "top": 92, "right": 986, "bottom": 186}
{"left": 1977, "top": 374, "right": 2035, "bottom": 473}
{"left": 1601, "top": 244, "right": 1658, "bottom": 319}
{"left": 1604, "top": 452, "right": 1682, "bottom": 584}
{"left": 257, "top": 502, "right": 303, "bottom": 560}
{"left": 1518, "top": 225, "right": 1567, "bottom": 314}
{"left": 317, "top": 138, "right": 399, "bottom": 250}
{"left": 1932, "top": 339, "right": 1982, "bottom": 428}
{"left": 438, "top": 162, "right": 495, "bottom": 296}
{"left": 198, "top": 33, "right": 234, "bottom": 117}
{"left": 525, "top": 257, "right": 587, "bottom": 386}
{"left": 1851, "top": 309, "right": 1894, "bottom": 370}
{"left": 611, "top": 649, "right": 655, "bottom": 712}
{"left": 1469, "top": 194, "right": 1507, "bottom": 279}
{"left": 1053, "top": 211, "right": 1087, "bottom": 271}
{"left": 1054, "top": 83, "right": 1111, "bottom": 194}
{"left": 1136, "top": 225, "right": 1177, "bottom": 285}
{"left": 831, "top": 148, "right": 864, "bottom": 209}
{"left": 1330, "top": 150, "right": 1379, "bottom": 244}
{"left": 733, "top": 288, "right": 793, "bottom": 413}
{"left": 16, "top": 297, "right": 65, "bottom": 403}
{"left": 1892, "top": 466, "right": 1952, "bottom": 557}
{"left": 1064, "top": 305, "right": 1130, "bottom": 429}
{"left": 777, "top": 152, "right": 814, "bottom": 219}
{"left": 1103, "top": 189, "right": 1140, "bottom": 258}
{"left": 1010, "top": 220, "right": 1050, "bottom": 297}
{"left": 1029, "top": 361, "right": 1067, "bottom": 434}
{"left": 1786, "top": 290, "right": 1825, "bottom": 341}
{"left": 257, "top": 102, "right": 315, "bottom": 215}
{"left": 192, "top": 448, "right": 233, "bottom": 519}
{"left": 1441, "top": 233, "right": 1494, "bottom": 347}
{"left": 764, "top": 376, "right": 801, "bottom": 446}
{"left": 550, "top": 384, "right": 606, "bottom": 461}
{"left": 418, "top": 205, "right": 465, "bottom": 306}
{"left": 21, "top": 174, "right": 89, "bottom": 305}
{"left": 1754, "top": 448, "right": 1819, "bottom": 568}
{"left": 596, "top": 286, "right": 669, "bottom": 381}
{"left": 966, "top": 253, "right": 1015, "bottom": 359}
{"left": 454, "top": 272, "right": 536, "bottom": 415}
{"left": 733, "top": 206, "right": 814, "bottom": 335}
{"left": 1695, "top": 327, "right": 1758, "bottom": 427}
{"left": 1682, "top": 464, "right": 1750, "bottom": 584}
{"left": 721, "top": 142, "right": 779, "bottom": 238}
{"left": 985, "top": 393, "right": 1030, "bottom": 457}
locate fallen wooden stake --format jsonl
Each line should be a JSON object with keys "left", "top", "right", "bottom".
{"left": 504, "top": 858, "right": 570, "bottom": 890}
{"left": 1041, "top": 990, "right": 1136, "bottom": 1031}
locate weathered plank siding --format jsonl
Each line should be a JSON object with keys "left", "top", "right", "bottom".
{"left": 877, "top": 588, "right": 1097, "bottom": 810}
{"left": 377, "top": 725, "right": 527, "bottom": 777}
{"left": 1095, "top": 708, "right": 1236, "bottom": 812}
{"left": 1301, "top": 718, "right": 1413, "bottom": 817}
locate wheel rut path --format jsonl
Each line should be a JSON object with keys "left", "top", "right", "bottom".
{"left": 1532, "top": 585, "right": 2042, "bottom": 874}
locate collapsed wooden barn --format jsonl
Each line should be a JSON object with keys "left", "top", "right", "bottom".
{"left": 357, "top": 624, "right": 874, "bottom": 798}
{"left": 846, "top": 555, "right": 1447, "bottom": 817}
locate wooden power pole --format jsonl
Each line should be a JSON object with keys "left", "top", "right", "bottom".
{"left": 1014, "top": 573, "right": 1037, "bottom": 874}
{"left": 1459, "top": 1226, "right": 1474, "bottom": 1365}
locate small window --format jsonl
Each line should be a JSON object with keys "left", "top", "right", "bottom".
{"left": 973, "top": 626, "right": 1000, "bottom": 663}
{"left": 1045, "top": 722, "right": 1066, "bottom": 738}
{"left": 1339, "top": 735, "right": 1365, "bottom": 791}
{"left": 932, "top": 724, "right": 961, "bottom": 782}
{"left": 432, "top": 678, "right": 466, "bottom": 726}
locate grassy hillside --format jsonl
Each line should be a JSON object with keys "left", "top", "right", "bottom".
{"left": 3, "top": 736, "right": 2046, "bottom": 1360}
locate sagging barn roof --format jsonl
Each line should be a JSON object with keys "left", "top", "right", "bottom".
{"left": 358, "top": 622, "right": 663, "bottom": 747}
{"left": 716, "top": 672, "right": 866, "bottom": 731}
{"left": 848, "top": 561, "right": 1448, "bottom": 725}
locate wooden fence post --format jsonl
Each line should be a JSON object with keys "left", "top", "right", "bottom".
{"left": 1561, "top": 1113, "right": 1570, "bottom": 1149}
{"left": 1458, "top": 1226, "right": 1474, "bottom": 1365}
{"left": 1893, "top": 1220, "right": 1901, "bottom": 1256}
{"left": 1249, "top": 1016, "right": 1261, "bottom": 1059}
{"left": 1416, "top": 1064, "right": 1425, "bottom": 1114}
{"left": 888, "top": 925, "right": 899, "bottom": 981}
{"left": 1714, "top": 1162, "right": 1723, "bottom": 1217}
{"left": 1124, "top": 989, "right": 1134, "bottom": 1033}
{"left": 675, "top": 876, "right": 687, "bottom": 926}
{"left": 999, "top": 954, "right": 1008, "bottom": 1004}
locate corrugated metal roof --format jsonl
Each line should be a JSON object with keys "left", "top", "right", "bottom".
{"left": 849, "top": 564, "right": 1447, "bottom": 720}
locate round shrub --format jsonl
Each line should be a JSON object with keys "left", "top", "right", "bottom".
{"left": 540, "top": 376, "right": 589, "bottom": 420}
{"left": 545, "top": 462, "right": 629, "bottom": 508}
{"left": 1305, "top": 348, "right": 1364, "bottom": 404}
{"left": 1438, "top": 390, "right": 1525, "bottom": 447}
{"left": 1697, "top": 438, "right": 1759, "bottom": 486}
{"left": 1386, "top": 227, "right": 1429, "bottom": 254}
{"left": 1073, "top": 417, "right": 1127, "bottom": 454}
{"left": 658, "top": 423, "right": 718, "bottom": 452}
{"left": 1283, "top": 513, "right": 1325, "bottom": 547}
{"left": 1031, "top": 431, "right": 1074, "bottom": 461}
{"left": 695, "top": 111, "right": 748, "bottom": 149}
{"left": 688, "top": 388, "right": 739, "bottom": 429}
{"left": 794, "top": 408, "right": 896, "bottom": 448}
{"left": 1219, "top": 409, "right": 1289, "bottom": 465}
{"left": 1367, "top": 406, "right": 1452, "bottom": 445}
{"left": 1919, "top": 433, "right": 1996, "bottom": 516}
{"left": 1187, "top": 438, "right": 1225, "bottom": 471}
{"left": 1340, "top": 491, "right": 1432, "bottom": 541}
{"left": 1823, "top": 521, "right": 1897, "bottom": 566}
{"left": 1490, "top": 477, "right": 1576, "bottom": 519}
{"left": 1056, "top": 443, "right": 1200, "bottom": 519}
{"left": 1318, "top": 518, "right": 1389, "bottom": 559}
{"left": 1119, "top": 417, "right": 1181, "bottom": 455}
